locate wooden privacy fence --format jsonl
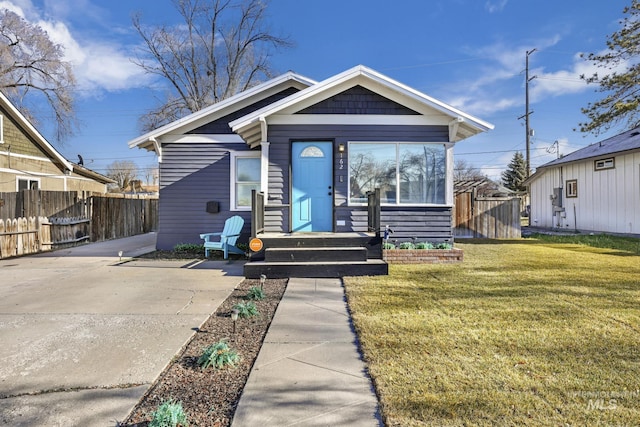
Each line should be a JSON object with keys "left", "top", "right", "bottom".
{"left": 0, "top": 217, "right": 50, "bottom": 258}
{"left": 0, "top": 191, "right": 158, "bottom": 258}
{"left": 0, "top": 190, "right": 89, "bottom": 219}
{"left": 455, "top": 193, "right": 521, "bottom": 239}
{"left": 91, "top": 194, "right": 157, "bottom": 241}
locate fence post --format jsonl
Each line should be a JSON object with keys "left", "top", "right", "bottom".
{"left": 367, "top": 188, "right": 381, "bottom": 237}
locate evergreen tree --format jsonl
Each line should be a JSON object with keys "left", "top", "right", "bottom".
{"left": 579, "top": 0, "right": 640, "bottom": 135}
{"left": 502, "top": 152, "right": 527, "bottom": 192}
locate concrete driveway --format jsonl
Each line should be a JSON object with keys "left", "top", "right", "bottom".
{"left": 0, "top": 233, "right": 245, "bottom": 426}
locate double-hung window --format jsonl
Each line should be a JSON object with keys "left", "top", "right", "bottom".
{"left": 348, "top": 142, "right": 446, "bottom": 205}
{"left": 566, "top": 179, "right": 577, "bottom": 198}
{"left": 230, "top": 152, "right": 261, "bottom": 211}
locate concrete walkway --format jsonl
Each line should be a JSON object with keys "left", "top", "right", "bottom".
{"left": 0, "top": 233, "right": 245, "bottom": 426}
{"left": 232, "top": 278, "right": 382, "bottom": 427}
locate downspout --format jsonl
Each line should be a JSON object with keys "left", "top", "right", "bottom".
{"left": 259, "top": 116, "right": 269, "bottom": 201}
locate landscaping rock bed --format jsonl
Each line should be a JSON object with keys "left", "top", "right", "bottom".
{"left": 120, "top": 276, "right": 287, "bottom": 427}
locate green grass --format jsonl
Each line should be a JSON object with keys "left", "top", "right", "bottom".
{"left": 344, "top": 236, "right": 640, "bottom": 426}
{"left": 527, "top": 232, "right": 640, "bottom": 255}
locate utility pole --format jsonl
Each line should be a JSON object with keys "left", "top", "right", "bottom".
{"left": 518, "top": 48, "right": 536, "bottom": 178}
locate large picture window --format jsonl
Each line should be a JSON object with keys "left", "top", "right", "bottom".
{"left": 230, "top": 152, "right": 261, "bottom": 210}
{"left": 349, "top": 142, "right": 446, "bottom": 205}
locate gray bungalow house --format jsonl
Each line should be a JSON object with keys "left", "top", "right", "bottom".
{"left": 129, "top": 65, "right": 493, "bottom": 277}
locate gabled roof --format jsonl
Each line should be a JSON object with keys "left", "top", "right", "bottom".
{"left": 128, "top": 72, "right": 317, "bottom": 153}
{"left": 230, "top": 65, "right": 494, "bottom": 147}
{"left": 539, "top": 126, "right": 640, "bottom": 169}
{"left": 0, "top": 91, "right": 73, "bottom": 172}
{"left": 525, "top": 127, "right": 640, "bottom": 186}
{"left": 71, "top": 162, "right": 115, "bottom": 184}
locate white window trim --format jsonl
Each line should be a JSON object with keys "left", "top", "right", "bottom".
{"left": 0, "top": 114, "right": 4, "bottom": 144}
{"left": 347, "top": 141, "right": 452, "bottom": 207}
{"left": 229, "top": 151, "right": 261, "bottom": 211}
{"left": 16, "top": 176, "right": 40, "bottom": 191}
{"left": 594, "top": 157, "right": 615, "bottom": 171}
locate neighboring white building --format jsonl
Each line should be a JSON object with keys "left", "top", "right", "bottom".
{"left": 525, "top": 127, "right": 640, "bottom": 235}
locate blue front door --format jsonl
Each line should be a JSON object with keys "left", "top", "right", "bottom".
{"left": 292, "top": 142, "right": 333, "bottom": 232}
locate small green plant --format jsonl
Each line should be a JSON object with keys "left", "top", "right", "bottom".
{"left": 399, "top": 242, "right": 416, "bottom": 250}
{"left": 232, "top": 301, "right": 259, "bottom": 318}
{"left": 436, "top": 242, "right": 453, "bottom": 249}
{"left": 245, "top": 286, "right": 265, "bottom": 300}
{"left": 149, "top": 399, "right": 188, "bottom": 427}
{"left": 415, "top": 242, "right": 434, "bottom": 249}
{"left": 197, "top": 340, "right": 240, "bottom": 370}
{"left": 383, "top": 242, "right": 396, "bottom": 249}
{"left": 173, "top": 243, "right": 204, "bottom": 256}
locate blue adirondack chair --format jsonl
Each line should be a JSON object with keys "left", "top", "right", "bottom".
{"left": 200, "top": 215, "right": 245, "bottom": 259}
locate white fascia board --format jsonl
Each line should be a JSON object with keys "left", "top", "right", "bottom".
{"left": 268, "top": 114, "right": 450, "bottom": 126}
{"left": 127, "top": 72, "right": 316, "bottom": 150}
{"left": 357, "top": 66, "right": 495, "bottom": 132}
{"left": 160, "top": 134, "right": 245, "bottom": 144}
{"left": 230, "top": 64, "right": 494, "bottom": 137}
{"left": 0, "top": 92, "right": 73, "bottom": 171}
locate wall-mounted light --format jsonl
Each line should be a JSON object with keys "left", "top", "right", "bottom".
{"left": 338, "top": 144, "right": 345, "bottom": 152}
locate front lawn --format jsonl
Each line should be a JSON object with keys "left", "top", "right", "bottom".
{"left": 344, "top": 237, "right": 640, "bottom": 426}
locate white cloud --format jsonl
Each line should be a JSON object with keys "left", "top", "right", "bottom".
{"left": 448, "top": 95, "right": 520, "bottom": 116}
{"left": 0, "top": 0, "right": 32, "bottom": 17}
{"left": 531, "top": 51, "right": 630, "bottom": 102}
{"left": 441, "top": 36, "right": 599, "bottom": 117}
{"left": 0, "top": 0, "right": 154, "bottom": 97}
{"left": 485, "top": 0, "right": 508, "bottom": 14}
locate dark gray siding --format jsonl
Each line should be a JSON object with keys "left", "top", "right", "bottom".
{"left": 296, "top": 86, "right": 420, "bottom": 115}
{"left": 346, "top": 208, "right": 453, "bottom": 242}
{"left": 189, "top": 87, "right": 300, "bottom": 134}
{"left": 266, "top": 124, "right": 451, "bottom": 240}
{"left": 156, "top": 142, "right": 254, "bottom": 250}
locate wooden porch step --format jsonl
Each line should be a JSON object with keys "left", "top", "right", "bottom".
{"left": 243, "top": 259, "right": 388, "bottom": 279}
{"left": 264, "top": 247, "right": 367, "bottom": 263}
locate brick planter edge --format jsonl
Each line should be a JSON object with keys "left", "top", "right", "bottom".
{"left": 383, "top": 248, "right": 464, "bottom": 264}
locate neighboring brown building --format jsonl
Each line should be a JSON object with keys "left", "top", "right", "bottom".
{"left": 0, "top": 91, "right": 113, "bottom": 193}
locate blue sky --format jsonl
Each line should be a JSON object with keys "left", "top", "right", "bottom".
{"left": 1, "top": 0, "right": 631, "bottom": 181}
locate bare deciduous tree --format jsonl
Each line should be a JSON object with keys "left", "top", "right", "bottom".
{"left": 133, "top": 0, "right": 292, "bottom": 132}
{"left": 454, "top": 159, "right": 486, "bottom": 181}
{"left": 106, "top": 160, "right": 139, "bottom": 191}
{"left": 0, "top": 9, "right": 77, "bottom": 142}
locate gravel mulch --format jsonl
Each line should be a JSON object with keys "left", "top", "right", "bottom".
{"left": 120, "top": 257, "right": 287, "bottom": 426}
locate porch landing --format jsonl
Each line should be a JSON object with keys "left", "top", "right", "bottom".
{"left": 244, "top": 233, "right": 388, "bottom": 279}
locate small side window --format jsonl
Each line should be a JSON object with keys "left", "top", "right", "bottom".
{"left": 566, "top": 180, "right": 577, "bottom": 198}
{"left": 594, "top": 158, "right": 614, "bottom": 171}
